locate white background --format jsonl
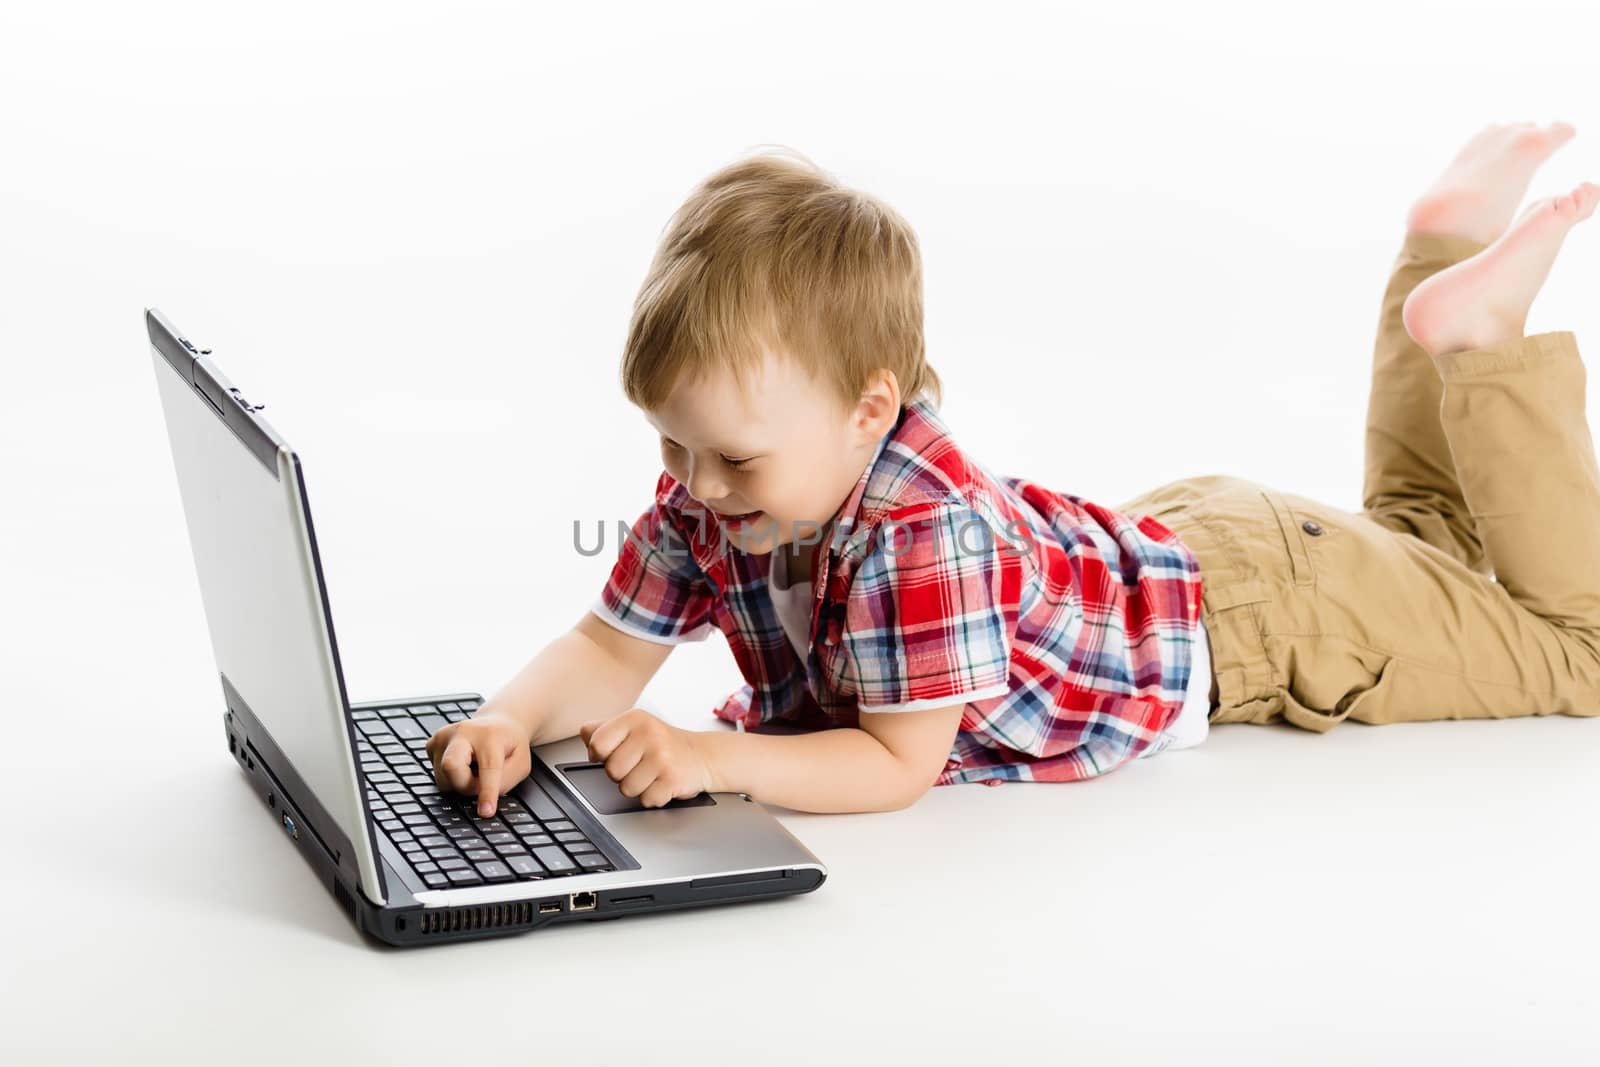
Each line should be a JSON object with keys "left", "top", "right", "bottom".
{"left": 4, "top": 1, "right": 1599, "bottom": 1063}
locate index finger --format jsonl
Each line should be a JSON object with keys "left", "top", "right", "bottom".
{"left": 476, "top": 738, "right": 504, "bottom": 818}
{"left": 583, "top": 717, "right": 626, "bottom": 760}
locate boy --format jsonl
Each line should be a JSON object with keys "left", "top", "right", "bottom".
{"left": 427, "top": 124, "right": 1600, "bottom": 818}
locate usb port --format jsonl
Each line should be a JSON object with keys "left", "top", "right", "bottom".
{"left": 538, "top": 902, "right": 561, "bottom": 914}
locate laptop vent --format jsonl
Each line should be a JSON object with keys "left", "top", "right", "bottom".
{"left": 419, "top": 902, "right": 537, "bottom": 936}
{"left": 332, "top": 879, "right": 356, "bottom": 919}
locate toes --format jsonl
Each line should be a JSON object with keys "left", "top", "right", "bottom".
{"left": 1573, "top": 182, "right": 1600, "bottom": 222}
{"left": 1544, "top": 185, "right": 1599, "bottom": 223}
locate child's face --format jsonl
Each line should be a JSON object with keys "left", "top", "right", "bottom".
{"left": 643, "top": 342, "right": 898, "bottom": 557}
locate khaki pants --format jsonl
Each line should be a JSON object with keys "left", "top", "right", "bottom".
{"left": 1117, "top": 231, "right": 1600, "bottom": 732}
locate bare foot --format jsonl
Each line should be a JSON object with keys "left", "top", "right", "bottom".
{"left": 1406, "top": 121, "right": 1577, "bottom": 245}
{"left": 1402, "top": 182, "right": 1599, "bottom": 359}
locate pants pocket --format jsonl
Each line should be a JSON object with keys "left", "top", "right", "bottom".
{"left": 1278, "top": 654, "right": 1396, "bottom": 733}
{"left": 1261, "top": 490, "right": 1324, "bottom": 588}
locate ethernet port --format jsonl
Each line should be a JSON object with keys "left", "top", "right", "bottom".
{"left": 569, "top": 891, "right": 597, "bottom": 912}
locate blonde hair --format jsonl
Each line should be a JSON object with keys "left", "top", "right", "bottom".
{"left": 620, "top": 146, "right": 942, "bottom": 416}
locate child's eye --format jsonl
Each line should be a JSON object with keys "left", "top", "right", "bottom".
{"left": 721, "top": 455, "right": 753, "bottom": 471}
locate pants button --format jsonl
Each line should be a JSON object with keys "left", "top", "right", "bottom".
{"left": 1302, "top": 519, "right": 1324, "bottom": 536}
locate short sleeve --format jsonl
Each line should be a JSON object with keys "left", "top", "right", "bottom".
{"left": 841, "top": 503, "right": 1015, "bottom": 712}
{"left": 590, "top": 495, "right": 717, "bottom": 645}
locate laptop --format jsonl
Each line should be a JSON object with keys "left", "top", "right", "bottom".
{"left": 144, "top": 307, "right": 827, "bottom": 947}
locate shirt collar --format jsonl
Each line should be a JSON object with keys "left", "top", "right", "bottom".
{"left": 825, "top": 413, "right": 898, "bottom": 555}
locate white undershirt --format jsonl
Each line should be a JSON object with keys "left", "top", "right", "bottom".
{"left": 766, "top": 547, "right": 1213, "bottom": 756}
{"left": 1138, "top": 612, "right": 1211, "bottom": 757}
{"left": 768, "top": 546, "right": 816, "bottom": 661}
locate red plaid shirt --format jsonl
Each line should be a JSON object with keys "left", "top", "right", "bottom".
{"left": 591, "top": 398, "right": 1205, "bottom": 786}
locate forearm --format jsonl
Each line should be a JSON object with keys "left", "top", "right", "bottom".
{"left": 697, "top": 726, "right": 923, "bottom": 814}
{"left": 482, "top": 629, "right": 649, "bottom": 747}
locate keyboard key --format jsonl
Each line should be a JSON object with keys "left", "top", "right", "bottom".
{"left": 438, "top": 857, "right": 469, "bottom": 870}
{"left": 475, "top": 861, "right": 512, "bottom": 882}
{"left": 427, "top": 847, "right": 460, "bottom": 860}
{"left": 574, "top": 853, "right": 608, "bottom": 869}
{"left": 446, "top": 869, "right": 482, "bottom": 885}
{"left": 356, "top": 719, "right": 393, "bottom": 737}
{"left": 423, "top": 873, "right": 449, "bottom": 887}
{"left": 531, "top": 846, "right": 575, "bottom": 872}
{"left": 390, "top": 719, "right": 426, "bottom": 740}
{"left": 484, "top": 832, "right": 518, "bottom": 846}
{"left": 352, "top": 709, "right": 379, "bottom": 721}
{"left": 415, "top": 835, "right": 449, "bottom": 849}
{"left": 543, "top": 820, "right": 575, "bottom": 832}
{"left": 406, "top": 704, "right": 437, "bottom": 716}
{"left": 459, "top": 699, "right": 481, "bottom": 710}
{"left": 516, "top": 832, "right": 554, "bottom": 847}
{"left": 554, "top": 831, "right": 585, "bottom": 843}
{"left": 417, "top": 714, "right": 449, "bottom": 735}
{"left": 507, "top": 856, "right": 544, "bottom": 877}
{"left": 437, "top": 702, "right": 461, "bottom": 713}
{"left": 464, "top": 849, "right": 497, "bottom": 862}
{"left": 502, "top": 812, "right": 534, "bottom": 826}
{"left": 401, "top": 814, "right": 432, "bottom": 827}
{"left": 493, "top": 841, "right": 528, "bottom": 856}
{"left": 380, "top": 707, "right": 415, "bottom": 719}
{"left": 413, "top": 861, "right": 439, "bottom": 874}
{"left": 444, "top": 711, "right": 468, "bottom": 722}
{"left": 523, "top": 786, "right": 564, "bottom": 821}
{"left": 391, "top": 802, "right": 422, "bottom": 815}
{"left": 446, "top": 827, "right": 481, "bottom": 842}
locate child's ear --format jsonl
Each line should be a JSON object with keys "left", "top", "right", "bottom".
{"left": 853, "top": 369, "right": 901, "bottom": 436}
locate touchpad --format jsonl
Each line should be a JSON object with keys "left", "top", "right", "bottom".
{"left": 556, "top": 762, "right": 717, "bottom": 815}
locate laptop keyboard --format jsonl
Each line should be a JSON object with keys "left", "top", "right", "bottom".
{"left": 353, "top": 699, "right": 617, "bottom": 889}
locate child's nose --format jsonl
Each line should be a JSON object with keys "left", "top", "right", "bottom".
{"left": 686, "top": 466, "right": 729, "bottom": 505}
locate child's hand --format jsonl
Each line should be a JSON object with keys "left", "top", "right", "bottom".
{"left": 578, "top": 708, "right": 714, "bottom": 808}
{"left": 424, "top": 708, "right": 534, "bottom": 817}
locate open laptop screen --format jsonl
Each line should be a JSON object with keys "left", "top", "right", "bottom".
{"left": 148, "top": 313, "right": 382, "bottom": 903}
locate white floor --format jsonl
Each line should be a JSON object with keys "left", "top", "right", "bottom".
{"left": 9, "top": 667, "right": 1600, "bottom": 1063}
